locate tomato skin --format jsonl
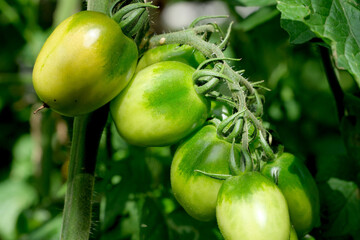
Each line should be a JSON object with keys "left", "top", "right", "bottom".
{"left": 136, "top": 44, "right": 206, "bottom": 72}
{"left": 216, "top": 172, "right": 291, "bottom": 240}
{"left": 110, "top": 61, "right": 209, "bottom": 147}
{"left": 290, "top": 225, "right": 299, "bottom": 240}
{"left": 33, "top": 11, "right": 138, "bottom": 116}
{"left": 170, "top": 125, "right": 237, "bottom": 221}
{"left": 261, "top": 152, "right": 320, "bottom": 237}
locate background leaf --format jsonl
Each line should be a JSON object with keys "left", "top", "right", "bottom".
{"left": 0, "top": 180, "right": 37, "bottom": 240}
{"left": 231, "top": 0, "right": 277, "bottom": 7}
{"left": 277, "top": 0, "right": 360, "bottom": 86}
{"left": 319, "top": 178, "right": 360, "bottom": 239}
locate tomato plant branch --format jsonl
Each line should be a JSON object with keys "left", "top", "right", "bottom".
{"left": 61, "top": 105, "right": 108, "bottom": 240}
{"left": 149, "top": 23, "right": 268, "bottom": 149}
{"left": 149, "top": 26, "right": 254, "bottom": 94}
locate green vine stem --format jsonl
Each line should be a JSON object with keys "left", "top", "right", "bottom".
{"left": 149, "top": 22, "right": 268, "bottom": 150}
{"left": 319, "top": 46, "right": 345, "bottom": 121}
{"left": 60, "top": 105, "right": 109, "bottom": 240}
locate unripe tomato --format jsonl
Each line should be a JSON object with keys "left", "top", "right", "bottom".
{"left": 170, "top": 125, "right": 237, "bottom": 221}
{"left": 33, "top": 11, "right": 138, "bottom": 116}
{"left": 261, "top": 152, "right": 320, "bottom": 237}
{"left": 136, "top": 44, "right": 206, "bottom": 72}
{"left": 110, "top": 61, "right": 209, "bottom": 146}
{"left": 290, "top": 225, "right": 299, "bottom": 240}
{"left": 216, "top": 172, "right": 291, "bottom": 240}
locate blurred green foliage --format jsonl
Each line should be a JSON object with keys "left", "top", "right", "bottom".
{"left": 0, "top": 0, "right": 359, "bottom": 239}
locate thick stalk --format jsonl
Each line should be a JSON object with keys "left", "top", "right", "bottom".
{"left": 60, "top": 105, "right": 109, "bottom": 240}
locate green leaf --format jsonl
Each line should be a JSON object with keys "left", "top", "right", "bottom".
{"left": 19, "top": 215, "right": 62, "bottom": 240}
{"left": 232, "top": 0, "right": 277, "bottom": 7}
{"left": 235, "top": 7, "right": 280, "bottom": 32}
{"left": 0, "top": 180, "right": 37, "bottom": 240}
{"left": 277, "top": 0, "right": 360, "bottom": 85}
{"left": 320, "top": 178, "right": 360, "bottom": 239}
{"left": 139, "top": 198, "right": 168, "bottom": 240}
{"left": 167, "top": 209, "right": 224, "bottom": 240}
{"left": 11, "top": 134, "right": 34, "bottom": 181}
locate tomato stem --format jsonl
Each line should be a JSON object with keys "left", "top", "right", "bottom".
{"left": 149, "top": 23, "right": 270, "bottom": 153}
{"left": 230, "top": 140, "right": 242, "bottom": 175}
{"left": 33, "top": 102, "right": 49, "bottom": 114}
{"left": 60, "top": 105, "right": 108, "bottom": 240}
{"left": 319, "top": 46, "right": 344, "bottom": 121}
{"left": 258, "top": 130, "right": 275, "bottom": 161}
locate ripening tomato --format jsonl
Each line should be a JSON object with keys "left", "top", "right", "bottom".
{"left": 290, "top": 225, "right": 299, "bottom": 240}
{"left": 216, "top": 172, "right": 291, "bottom": 240}
{"left": 110, "top": 61, "right": 209, "bottom": 146}
{"left": 33, "top": 11, "right": 138, "bottom": 116}
{"left": 170, "top": 125, "right": 238, "bottom": 221}
{"left": 261, "top": 152, "right": 320, "bottom": 237}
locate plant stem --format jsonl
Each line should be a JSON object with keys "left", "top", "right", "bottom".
{"left": 319, "top": 46, "right": 344, "bottom": 121}
{"left": 38, "top": 110, "right": 55, "bottom": 199}
{"left": 60, "top": 105, "right": 109, "bottom": 240}
{"left": 149, "top": 27, "right": 267, "bottom": 138}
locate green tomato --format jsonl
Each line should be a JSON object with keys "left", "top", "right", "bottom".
{"left": 216, "top": 172, "right": 291, "bottom": 240}
{"left": 302, "top": 234, "right": 316, "bottom": 240}
{"left": 290, "top": 225, "right": 299, "bottom": 240}
{"left": 110, "top": 61, "right": 209, "bottom": 147}
{"left": 170, "top": 124, "right": 237, "bottom": 221}
{"left": 136, "top": 44, "right": 206, "bottom": 72}
{"left": 33, "top": 11, "right": 138, "bottom": 116}
{"left": 261, "top": 152, "right": 320, "bottom": 237}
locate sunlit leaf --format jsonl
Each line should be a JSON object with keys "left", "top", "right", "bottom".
{"left": 0, "top": 180, "right": 37, "bottom": 240}
{"left": 320, "top": 178, "right": 360, "bottom": 239}
{"left": 277, "top": 0, "right": 360, "bottom": 85}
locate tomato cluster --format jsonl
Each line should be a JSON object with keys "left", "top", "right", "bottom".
{"left": 171, "top": 126, "right": 320, "bottom": 240}
{"left": 33, "top": 10, "right": 320, "bottom": 240}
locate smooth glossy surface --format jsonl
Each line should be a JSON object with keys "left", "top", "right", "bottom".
{"left": 290, "top": 225, "right": 299, "bottom": 240}
{"left": 170, "top": 125, "right": 236, "bottom": 221}
{"left": 33, "top": 11, "right": 138, "bottom": 116}
{"left": 110, "top": 61, "right": 209, "bottom": 146}
{"left": 136, "top": 44, "right": 206, "bottom": 72}
{"left": 216, "top": 172, "right": 291, "bottom": 240}
{"left": 261, "top": 153, "right": 320, "bottom": 237}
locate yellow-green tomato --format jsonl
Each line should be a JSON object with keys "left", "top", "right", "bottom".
{"left": 261, "top": 153, "right": 320, "bottom": 237}
{"left": 110, "top": 61, "right": 209, "bottom": 147}
{"left": 290, "top": 225, "right": 299, "bottom": 240}
{"left": 170, "top": 125, "right": 237, "bottom": 221}
{"left": 216, "top": 172, "right": 291, "bottom": 240}
{"left": 33, "top": 11, "right": 138, "bottom": 116}
{"left": 136, "top": 44, "right": 206, "bottom": 72}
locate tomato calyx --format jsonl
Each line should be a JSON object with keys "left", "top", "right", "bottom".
{"left": 110, "top": 1, "right": 157, "bottom": 43}
{"left": 194, "top": 170, "right": 232, "bottom": 180}
{"left": 195, "top": 142, "right": 252, "bottom": 180}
